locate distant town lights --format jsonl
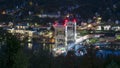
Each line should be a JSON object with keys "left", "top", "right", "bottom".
{"left": 97, "top": 17, "right": 102, "bottom": 20}
{"left": 66, "top": 14, "right": 70, "bottom": 17}
{"left": 2, "top": 11, "right": 6, "bottom": 14}
{"left": 29, "top": 1, "right": 33, "bottom": 6}
{"left": 87, "top": 24, "right": 92, "bottom": 28}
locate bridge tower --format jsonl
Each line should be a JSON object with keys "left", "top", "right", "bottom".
{"left": 53, "top": 18, "right": 77, "bottom": 48}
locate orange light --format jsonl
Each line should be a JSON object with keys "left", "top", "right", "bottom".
{"left": 50, "top": 38, "right": 55, "bottom": 43}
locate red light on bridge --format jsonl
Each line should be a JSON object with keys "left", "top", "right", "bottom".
{"left": 64, "top": 19, "right": 68, "bottom": 23}
{"left": 63, "top": 19, "right": 68, "bottom": 27}
{"left": 53, "top": 21, "right": 58, "bottom": 27}
{"left": 63, "top": 23, "right": 67, "bottom": 27}
{"left": 73, "top": 19, "right": 76, "bottom": 23}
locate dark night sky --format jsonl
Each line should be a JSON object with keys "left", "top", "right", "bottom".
{"left": 0, "top": 0, "right": 119, "bottom": 8}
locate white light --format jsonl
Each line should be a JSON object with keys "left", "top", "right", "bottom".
{"left": 28, "top": 43, "right": 32, "bottom": 49}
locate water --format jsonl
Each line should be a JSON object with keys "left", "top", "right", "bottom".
{"left": 96, "top": 49, "right": 120, "bottom": 59}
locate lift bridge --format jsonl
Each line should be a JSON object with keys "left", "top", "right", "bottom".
{"left": 52, "top": 18, "right": 101, "bottom": 56}
{"left": 52, "top": 18, "right": 78, "bottom": 56}
{"left": 53, "top": 18, "right": 77, "bottom": 46}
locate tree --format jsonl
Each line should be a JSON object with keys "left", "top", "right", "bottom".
{"left": 106, "top": 60, "right": 120, "bottom": 68}
{"left": 12, "top": 50, "right": 28, "bottom": 68}
{"left": 0, "top": 28, "right": 28, "bottom": 68}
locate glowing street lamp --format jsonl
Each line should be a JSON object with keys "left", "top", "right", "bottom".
{"left": 87, "top": 24, "right": 92, "bottom": 28}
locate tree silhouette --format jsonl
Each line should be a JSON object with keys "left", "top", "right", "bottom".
{"left": 0, "top": 27, "right": 28, "bottom": 68}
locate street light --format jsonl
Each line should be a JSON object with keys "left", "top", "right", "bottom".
{"left": 87, "top": 24, "right": 92, "bottom": 28}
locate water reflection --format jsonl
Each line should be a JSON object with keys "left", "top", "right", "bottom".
{"left": 23, "top": 36, "right": 54, "bottom": 54}
{"left": 96, "top": 50, "right": 120, "bottom": 59}
{"left": 28, "top": 43, "right": 33, "bottom": 49}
